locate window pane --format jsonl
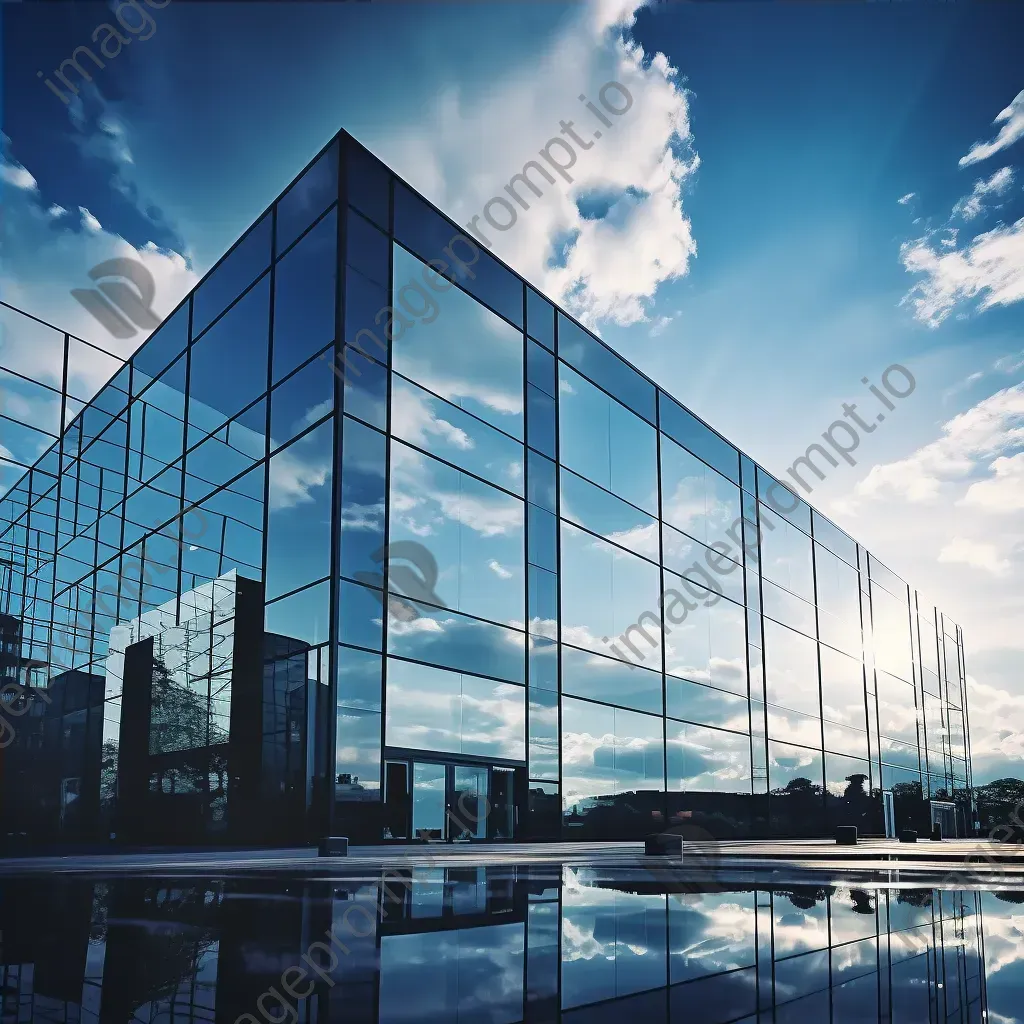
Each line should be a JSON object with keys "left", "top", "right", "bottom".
{"left": 335, "top": 707, "right": 381, "bottom": 800}
{"left": 526, "top": 287, "right": 554, "bottom": 350}
{"left": 265, "top": 579, "right": 330, "bottom": 648}
{"left": 561, "top": 697, "right": 665, "bottom": 839}
{"left": 337, "top": 579, "right": 384, "bottom": 652}
{"left": 341, "top": 348, "right": 387, "bottom": 429}
{"left": 272, "top": 209, "right": 338, "bottom": 383}
{"left": 276, "top": 141, "right": 338, "bottom": 255}
{"left": 346, "top": 140, "right": 390, "bottom": 229}
{"left": 815, "top": 544, "right": 861, "bottom": 656}
{"left": 270, "top": 351, "right": 335, "bottom": 452}
{"left": 387, "top": 602, "right": 525, "bottom": 685}
{"left": 662, "top": 571, "right": 746, "bottom": 695}
{"left": 560, "top": 467, "right": 658, "bottom": 561}
{"left": 667, "top": 677, "right": 749, "bottom": 732}
{"left": 662, "top": 525, "right": 744, "bottom": 607}
{"left": 756, "top": 468, "right": 811, "bottom": 533}
{"left": 393, "top": 184, "right": 523, "bottom": 327}
{"left": 558, "top": 364, "right": 657, "bottom": 514}
{"left": 558, "top": 313, "right": 655, "bottom": 423}
{"left": 339, "top": 417, "right": 386, "bottom": 582}
{"left": 391, "top": 375, "right": 524, "bottom": 495}
{"left": 188, "top": 275, "right": 270, "bottom": 438}
{"left": 388, "top": 441, "right": 524, "bottom": 626}
{"left": 265, "top": 420, "right": 333, "bottom": 600}
{"left": 661, "top": 436, "right": 742, "bottom": 550}
{"left": 561, "top": 643, "right": 663, "bottom": 716}
{"left": 526, "top": 385, "right": 555, "bottom": 458}
{"left": 768, "top": 740, "right": 824, "bottom": 836}
{"left": 338, "top": 645, "right": 382, "bottom": 711}
{"left": 659, "top": 393, "right": 739, "bottom": 483}
{"left": 811, "top": 510, "right": 857, "bottom": 567}
{"left": 529, "top": 687, "right": 559, "bottom": 780}
{"left": 560, "top": 521, "right": 661, "bottom": 662}
{"left": 667, "top": 721, "right": 751, "bottom": 795}
{"left": 763, "top": 618, "right": 819, "bottom": 716}
{"left": 385, "top": 658, "right": 525, "bottom": 760}
{"left": 825, "top": 752, "right": 873, "bottom": 832}
{"left": 391, "top": 244, "right": 524, "bottom": 439}
{"left": 760, "top": 508, "right": 814, "bottom": 602}
{"left": 193, "top": 213, "right": 272, "bottom": 338}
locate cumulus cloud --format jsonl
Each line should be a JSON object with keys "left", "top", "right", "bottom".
{"left": 938, "top": 537, "right": 1011, "bottom": 576}
{"left": 376, "top": 0, "right": 698, "bottom": 331}
{"left": 900, "top": 216, "right": 1024, "bottom": 327}
{"left": 961, "top": 451, "right": 1024, "bottom": 512}
{"left": 967, "top": 677, "right": 1024, "bottom": 768}
{"left": 959, "top": 89, "right": 1024, "bottom": 168}
{"left": 848, "top": 384, "right": 1024, "bottom": 505}
{"left": 952, "top": 166, "right": 1015, "bottom": 221}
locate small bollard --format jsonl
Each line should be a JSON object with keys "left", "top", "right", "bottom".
{"left": 899, "top": 829, "right": 918, "bottom": 843}
{"left": 318, "top": 836, "right": 349, "bottom": 856}
{"left": 645, "top": 833, "right": 683, "bottom": 855}
{"left": 835, "top": 826, "right": 858, "bottom": 846}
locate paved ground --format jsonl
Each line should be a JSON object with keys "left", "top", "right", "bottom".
{"left": 1, "top": 837, "right": 1022, "bottom": 878}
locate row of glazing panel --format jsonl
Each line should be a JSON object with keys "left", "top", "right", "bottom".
{"left": 0, "top": 130, "right": 970, "bottom": 836}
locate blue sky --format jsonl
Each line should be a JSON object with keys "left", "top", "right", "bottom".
{"left": 1, "top": 1, "right": 1023, "bottom": 784}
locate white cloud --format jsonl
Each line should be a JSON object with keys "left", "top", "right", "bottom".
{"left": 78, "top": 206, "right": 103, "bottom": 233}
{"left": 375, "top": 1, "right": 698, "bottom": 331}
{"left": 47, "top": 204, "right": 67, "bottom": 218}
{"left": 900, "top": 216, "right": 1024, "bottom": 326}
{"left": 488, "top": 559, "right": 513, "bottom": 579}
{"left": 938, "top": 537, "right": 1011, "bottom": 576}
{"left": 966, "top": 677, "right": 1024, "bottom": 767}
{"left": 959, "top": 89, "right": 1024, "bottom": 168}
{"left": 850, "top": 384, "right": 1024, "bottom": 505}
{"left": 0, "top": 160, "right": 38, "bottom": 192}
{"left": 897, "top": 192, "right": 915, "bottom": 205}
{"left": 952, "top": 165, "right": 1014, "bottom": 221}
{"left": 961, "top": 451, "right": 1024, "bottom": 512}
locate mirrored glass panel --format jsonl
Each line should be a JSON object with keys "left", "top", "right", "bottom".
{"left": 559, "top": 467, "right": 658, "bottom": 561}
{"left": 561, "top": 643, "right": 663, "bottom": 716}
{"left": 388, "top": 441, "right": 524, "bottom": 626}
{"left": 391, "top": 376, "right": 524, "bottom": 495}
{"left": 560, "top": 521, "right": 661, "bottom": 663}
{"left": 385, "top": 658, "right": 525, "bottom": 760}
{"left": 391, "top": 244, "right": 523, "bottom": 439}
{"left": 558, "top": 364, "right": 657, "bottom": 514}
{"left": 662, "top": 570, "right": 746, "bottom": 696}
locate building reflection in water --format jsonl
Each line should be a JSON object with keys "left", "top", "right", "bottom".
{"left": 1, "top": 867, "right": 1017, "bottom": 1022}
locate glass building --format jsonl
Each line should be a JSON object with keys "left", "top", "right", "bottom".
{"left": 0, "top": 129, "right": 973, "bottom": 848}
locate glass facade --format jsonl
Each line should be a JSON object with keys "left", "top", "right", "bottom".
{"left": 0, "top": 129, "right": 973, "bottom": 846}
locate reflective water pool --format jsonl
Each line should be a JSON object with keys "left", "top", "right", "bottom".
{"left": 1, "top": 866, "right": 1021, "bottom": 1022}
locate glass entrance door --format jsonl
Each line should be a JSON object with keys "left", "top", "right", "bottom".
{"left": 882, "top": 790, "right": 896, "bottom": 838}
{"left": 398, "top": 759, "right": 523, "bottom": 841}
{"left": 412, "top": 762, "right": 447, "bottom": 841}
{"left": 450, "top": 766, "right": 488, "bottom": 840}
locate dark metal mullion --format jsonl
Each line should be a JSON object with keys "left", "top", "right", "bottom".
{"left": 553, "top": 310, "right": 563, "bottom": 841}
{"left": 810, "top": 531, "right": 827, "bottom": 810}
{"left": 374, "top": 164, "right": 396, "bottom": 836}
{"left": 655, "top": 392, "right": 668, "bottom": 828}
